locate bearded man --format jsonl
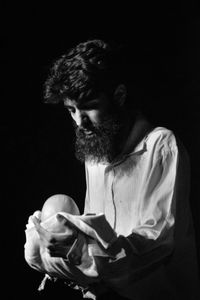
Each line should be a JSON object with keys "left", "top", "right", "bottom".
{"left": 27, "top": 39, "right": 200, "bottom": 300}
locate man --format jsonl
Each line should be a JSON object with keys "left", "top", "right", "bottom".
{"left": 32, "top": 39, "right": 199, "bottom": 299}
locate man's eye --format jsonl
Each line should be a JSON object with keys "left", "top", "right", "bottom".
{"left": 67, "top": 108, "right": 75, "bottom": 114}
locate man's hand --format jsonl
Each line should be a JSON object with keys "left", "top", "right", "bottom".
{"left": 32, "top": 216, "right": 78, "bottom": 258}
{"left": 26, "top": 210, "right": 41, "bottom": 230}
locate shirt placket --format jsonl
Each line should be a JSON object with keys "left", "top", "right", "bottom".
{"left": 104, "top": 167, "right": 116, "bottom": 230}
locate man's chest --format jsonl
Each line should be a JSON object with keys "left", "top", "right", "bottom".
{"left": 85, "top": 154, "right": 148, "bottom": 234}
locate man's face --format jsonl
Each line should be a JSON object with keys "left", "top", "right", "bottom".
{"left": 64, "top": 94, "right": 124, "bottom": 163}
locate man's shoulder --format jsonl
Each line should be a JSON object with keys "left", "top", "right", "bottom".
{"left": 146, "top": 126, "right": 176, "bottom": 145}
{"left": 145, "top": 127, "right": 178, "bottom": 156}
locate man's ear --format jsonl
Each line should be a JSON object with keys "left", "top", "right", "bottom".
{"left": 114, "top": 84, "right": 127, "bottom": 107}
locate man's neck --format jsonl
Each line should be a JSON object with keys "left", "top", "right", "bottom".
{"left": 113, "top": 111, "right": 153, "bottom": 160}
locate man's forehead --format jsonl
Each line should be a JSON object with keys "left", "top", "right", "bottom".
{"left": 63, "top": 95, "right": 108, "bottom": 109}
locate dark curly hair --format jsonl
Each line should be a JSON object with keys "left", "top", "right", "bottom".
{"left": 44, "top": 39, "right": 127, "bottom": 105}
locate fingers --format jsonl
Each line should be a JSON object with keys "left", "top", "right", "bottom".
{"left": 32, "top": 217, "right": 71, "bottom": 248}
{"left": 31, "top": 215, "right": 79, "bottom": 259}
{"left": 56, "top": 214, "right": 79, "bottom": 238}
{"left": 32, "top": 217, "right": 52, "bottom": 239}
{"left": 32, "top": 216, "right": 56, "bottom": 249}
{"left": 32, "top": 216, "right": 41, "bottom": 228}
{"left": 26, "top": 210, "right": 41, "bottom": 229}
{"left": 33, "top": 210, "right": 41, "bottom": 219}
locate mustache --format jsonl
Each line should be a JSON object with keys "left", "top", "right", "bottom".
{"left": 74, "top": 115, "right": 124, "bottom": 163}
{"left": 73, "top": 121, "right": 104, "bottom": 137}
{"left": 73, "top": 116, "right": 121, "bottom": 136}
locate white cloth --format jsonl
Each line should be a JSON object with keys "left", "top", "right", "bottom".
{"left": 84, "top": 120, "right": 200, "bottom": 299}
{"left": 24, "top": 212, "right": 118, "bottom": 287}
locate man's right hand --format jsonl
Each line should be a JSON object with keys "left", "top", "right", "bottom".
{"left": 32, "top": 215, "right": 78, "bottom": 258}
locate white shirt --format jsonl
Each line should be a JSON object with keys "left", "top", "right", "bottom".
{"left": 84, "top": 118, "right": 200, "bottom": 299}
{"left": 85, "top": 125, "right": 176, "bottom": 238}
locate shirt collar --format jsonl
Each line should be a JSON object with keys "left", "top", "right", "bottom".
{"left": 108, "top": 116, "right": 153, "bottom": 167}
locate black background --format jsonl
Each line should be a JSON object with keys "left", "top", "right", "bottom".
{"left": 1, "top": 3, "right": 200, "bottom": 299}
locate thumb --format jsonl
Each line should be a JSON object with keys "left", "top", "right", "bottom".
{"left": 32, "top": 216, "right": 52, "bottom": 241}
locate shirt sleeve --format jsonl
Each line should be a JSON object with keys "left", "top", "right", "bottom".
{"left": 130, "top": 132, "right": 178, "bottom": 244}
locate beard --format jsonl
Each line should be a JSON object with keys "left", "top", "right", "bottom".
{"left": 74, "top": 116, "right": 124, "bottom": 164}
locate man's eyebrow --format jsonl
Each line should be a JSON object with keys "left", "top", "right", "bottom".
{"left": 63, "top": 103, "right": 75, "bottom": 109}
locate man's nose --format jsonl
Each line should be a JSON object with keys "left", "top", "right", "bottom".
{"left": 73, "top": 110, "right": 89, "bottom": 128}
